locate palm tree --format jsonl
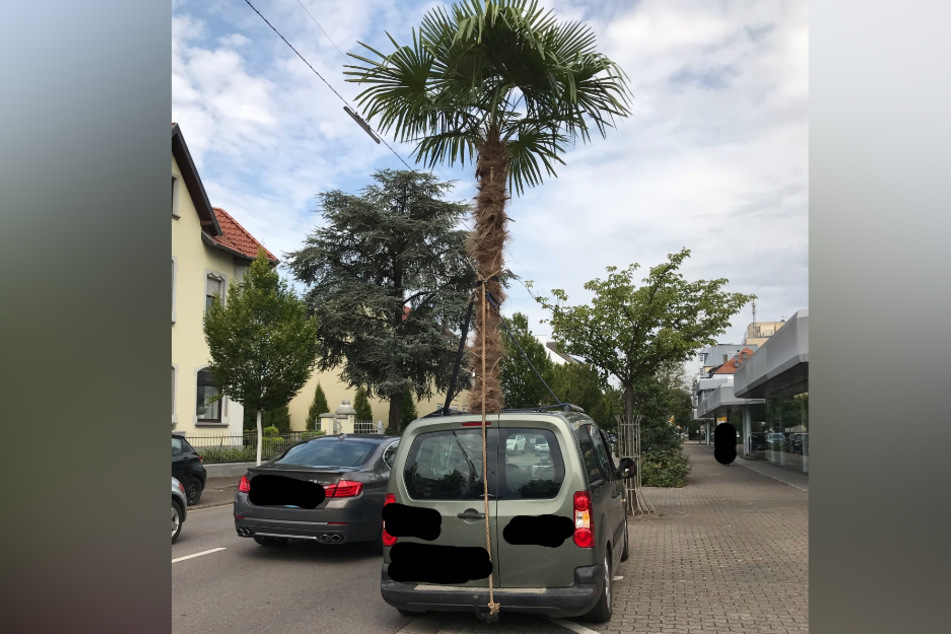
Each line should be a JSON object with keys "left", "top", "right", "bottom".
{"left": 346, "top": 0, "right": 631, "bottom": 414}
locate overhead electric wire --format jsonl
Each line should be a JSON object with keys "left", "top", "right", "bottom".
{"left": 241, "top": 0, "right": 414, "bottom": 171}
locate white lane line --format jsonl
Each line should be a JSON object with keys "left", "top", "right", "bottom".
{"left": 172, "top": 547, "right": 226, "bottom": 563}
{"left": 613, "top": 575, "right": 624, "bottom": 581}
{"left": 548, "top": 617, "right": 602, "bottom": 634}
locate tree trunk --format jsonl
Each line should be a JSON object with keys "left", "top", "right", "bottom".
{"left": 467, "top": 128, "right": 509, "bottom": 415}
{"left": 624, "top": 385, "right": 634, "bottom": 427}
{"left": 388, "top": 391, "right": 403, "bottom": 434}
{"left": 255, "top": 409, "right": 263, "bottom": 466}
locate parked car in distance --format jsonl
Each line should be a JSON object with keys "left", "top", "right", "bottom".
{"left": 381, "top": 409, "right": 637, "bottom": 623}
{"left": 766, "top": 432, "right": 786, "bottom": 447}
{"left": 749, "top": 432, "right": 767, "bottom": 451}
{"left": 172, "top": 434, "right": 207, "bottom": 506}
{"left": 506, "top": 433, "right": 527, "bottom": 454}
{"left": 787, "top": 433, "right": 808, "bottom": 454}
{"left": 172, "top": 477, "right": 187, "bottom": 543}
{"left": 533, "top": 438, "right": 550, "bottom": 455}
{"left": 234, "top": 434, "right": 400, "bottom": 552}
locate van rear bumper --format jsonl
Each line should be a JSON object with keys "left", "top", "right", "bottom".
{"left": 380, "top": 564, "right": 604, "bottom": 618}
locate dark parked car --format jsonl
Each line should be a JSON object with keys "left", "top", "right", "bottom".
{"left": 172, "top": 477, "right": 187, "bottom": 543}
{"left": 234, "top": 433, "right": 400, "bottom": 552}
{"left": 749, "top": 432, "right": 767, "bottom": 451}
{"left": 172, "top": 434, "right": 207, "bottom": 505}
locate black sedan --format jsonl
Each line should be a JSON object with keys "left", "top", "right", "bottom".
{"left": 234, "top": 434, "right": 399, "bottom": 553}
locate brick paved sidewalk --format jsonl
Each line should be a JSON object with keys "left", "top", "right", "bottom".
{"left": 404, "top": 442, "right": 808, "bottom": 634}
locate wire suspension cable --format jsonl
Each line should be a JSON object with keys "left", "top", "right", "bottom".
{"left": 484, "top": 288, "right": 562, "bottom": 407}
{"left": 242, "top": 0, "right": 414, "bottom": 170}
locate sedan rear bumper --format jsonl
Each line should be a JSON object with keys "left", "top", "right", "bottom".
{"left": 380, "top": 564, "right": 604, "bottom": 618}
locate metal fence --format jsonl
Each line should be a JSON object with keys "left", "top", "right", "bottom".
{"left": 182, "top": 426, "right": 383, "bottom": 464}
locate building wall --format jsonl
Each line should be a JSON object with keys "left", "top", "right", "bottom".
{"left": 171, "top": 156, "right": 244, "bottom": 438}
{"left": 287, "top": 369, "right": 468, "bottom": 430}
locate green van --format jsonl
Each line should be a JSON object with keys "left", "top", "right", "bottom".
{"left": 380, "top": 409, "right": 636, "bottom": 622}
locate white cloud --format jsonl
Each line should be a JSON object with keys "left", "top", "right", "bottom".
{"left": 172, "top": 0, "right": 808, "bottom": 345}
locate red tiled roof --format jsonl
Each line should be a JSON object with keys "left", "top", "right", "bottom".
{"left": 712, "top": 347, "right": 756, "bottom": 374}
{"left": 208, "top": 207, "right": 278, "bottom": 262}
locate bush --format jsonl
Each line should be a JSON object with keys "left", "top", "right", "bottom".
{"left": 301, "top": 430, "right": 326, "bottom": 439}
{"left": 262, "top": 426, "right": 280, "bottom": 437}
{"left": 306, "top": 384, "right": 330, "bottom": 431}
{"left": 353, "top": 388, "right": 373, "bottom": 423}
{"left": 640, "top": 448, "right": 691, "bottom": 488}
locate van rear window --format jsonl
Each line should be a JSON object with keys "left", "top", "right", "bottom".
{"left": 500, "top": 429, "right": 564, "bottom": 500}
{"left": 404, "top": 430, "right": 492, "bottom": 500}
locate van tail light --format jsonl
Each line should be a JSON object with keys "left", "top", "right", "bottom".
{"left": 238, "top": 476, "right": 251, "bottom": 493}
{"left": 382, "top": 493, "right": 397, "bottom": 547}
{"left": 197, "top": 454, "right": 204, "bottom": 463}
{"left": 573, "top": 491, "right": 594, "bottom": 548}
{"left": 324, "top": 480, "right": 364, "bottom": 498}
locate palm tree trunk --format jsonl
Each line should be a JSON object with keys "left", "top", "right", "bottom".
{"left": 467, "top": 128, "right": 509, "bottom": 414}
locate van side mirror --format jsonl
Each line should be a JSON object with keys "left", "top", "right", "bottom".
{"left": 617, "top": 457, "right": 636, "bottom": 479}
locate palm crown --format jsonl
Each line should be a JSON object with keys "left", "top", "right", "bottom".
{"left": 345, "top": 0, "right": 631, "bottom": 195}
{"left": 346, "top": 0, "right": 631, "bottom": 414}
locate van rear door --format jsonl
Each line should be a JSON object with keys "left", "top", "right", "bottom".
{"left": 389, "top": 419, "right": 499, "bottom": 588}
{"left": 494, "top": 417, "right": 590, "bottom": 588}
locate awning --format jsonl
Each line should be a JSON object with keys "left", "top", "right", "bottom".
{"left": 734, "top": 309, "right": 809, "bottom": 399}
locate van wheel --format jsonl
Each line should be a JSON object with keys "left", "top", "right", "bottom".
{"left": 585, "top": 551, "right": 613, "bottom": 622}
{"left": 620, "top": 518, "right": 629, "bottom": 562}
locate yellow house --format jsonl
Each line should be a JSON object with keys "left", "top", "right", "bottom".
{"left": 171, "top": 123, "right": 279, "bottom": 441}
{"left": 173, "top": 123, "right": 465, "bottom": 437}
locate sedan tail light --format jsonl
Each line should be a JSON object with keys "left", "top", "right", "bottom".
{"left": 382, "top": 493, "right": 397, "bottom": 547}
{"left": 573, "top": 491, "right": 594, "bottom": 548}
{"left": 324, "top": 480, "right": 364, "bottom": 498}
{"left": 238, "top": 475, "right": 251, "bottom": 493}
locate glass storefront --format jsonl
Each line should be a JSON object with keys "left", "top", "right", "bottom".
{"left": 746, "top": 392, "right": 808, "bottom": 472}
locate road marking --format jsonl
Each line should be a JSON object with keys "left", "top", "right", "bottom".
{"left": 172, "top": 547, "right": 226, "bottom": 563}
{"left": 613, "top": 575, "right": 624, "bottom": 581}
{"left": 548, "top": 617, "right": 601, "bottom": 634}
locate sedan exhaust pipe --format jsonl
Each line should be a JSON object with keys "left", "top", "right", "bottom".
{"left": 318, "top": 534, "right": 331, "bottom": 544}
{"left": 329, "top": 534, "right": 343, "bottom": 544}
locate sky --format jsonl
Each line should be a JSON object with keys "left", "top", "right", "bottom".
{"left": 172, "top": 0, "right": 808, "bottom": 347}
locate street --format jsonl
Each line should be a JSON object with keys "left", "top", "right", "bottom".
{"left": 173, "top": 445, "right": 808, "bottom": 634}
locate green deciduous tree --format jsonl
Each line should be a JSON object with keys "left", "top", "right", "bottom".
{"left": 285, "top": 169, "right": 475, "bottom": 433}
{"left": 346, "top": 0, "right": 631, "bottom": 414}
{"left": 539, "top": 248, "right": 754, "bottom": 428}
{"left": 305, "top": 383, "right": 330, "bottom": 431}
{"left": 548, "top": 362, "right": 605, "bottom": 416}
{"left": 498, "top": 312, "right": 554, "bottom": 408}
{"left": 203, "top": 251, "right": 319, "bottom": 465}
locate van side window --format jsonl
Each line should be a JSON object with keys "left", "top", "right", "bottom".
{"left": 589, "top": 426, "right": 616, "bottom": 478}
{"left": 577, "top": 428, "right": 606, "bottom": 486}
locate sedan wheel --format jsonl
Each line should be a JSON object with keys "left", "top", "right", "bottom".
{"left": 184, "top": 478, "right": 202, "bottom": 506}
{"left": 172, "top": 502, "right": 183, "bottom": 543}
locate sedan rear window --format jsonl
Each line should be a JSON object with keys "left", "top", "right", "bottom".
{"left": 275, "top": 438, "right": 376, "bottom": 467}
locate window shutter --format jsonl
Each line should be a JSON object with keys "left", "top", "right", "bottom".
{"left": 206, "top": 275, "right": 222, "bottom": 299}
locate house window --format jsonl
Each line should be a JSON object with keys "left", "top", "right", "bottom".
{"left": 196, "top": 368, "right": 221, "bottom": 422}
{"left": 205, "top": 274, "right": 225, "bottom": 312}
{"left": 172, "top": 175, "right": 180, "bottom": 218}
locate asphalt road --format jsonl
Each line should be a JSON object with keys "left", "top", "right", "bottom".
{"left": 172, "top": 505, "right": 412, "bottom": 634}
